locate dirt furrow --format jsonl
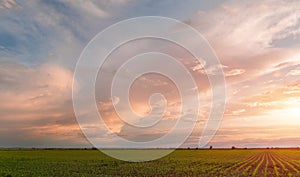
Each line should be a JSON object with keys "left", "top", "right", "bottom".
{"left": 269, "top": 151, "right": 281, "bottom": 176}
{"left": 270, "top": 152, "right": 293, "bottom": 176}
{"left": 222, "top": 153, "right": 258, "bottom": 174}
{"left": 235, "top": 152, "right": 263, "bottom": 176}
{"left": 251, "top": 152, "right": 266, "bottom": 176}
{"left": 271, "top": 152, "right": 299, "bottom": 175}
{"left": 262, "top": 152, "right": 269, "bottom": 177}
{"left": 264, "top": 151, "right": 279, "bottom": 177}
{"left": 274, "top": 151, "right": 300, "bottom": 172}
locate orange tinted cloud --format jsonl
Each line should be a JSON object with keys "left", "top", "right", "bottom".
{"left": 0, "top": 59, "right": 87, "bottom": 147}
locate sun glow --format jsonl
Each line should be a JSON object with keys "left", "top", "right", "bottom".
{"left": 268, "top": 107, "right": 300, "bottom": 125}
{"left": 284, "top": 107, "right": 300, "bottom": 118}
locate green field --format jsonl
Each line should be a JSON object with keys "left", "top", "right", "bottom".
{"left": 1, "top": 149, "right": 300, "bottom": 176}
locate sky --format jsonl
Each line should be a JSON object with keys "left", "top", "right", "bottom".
{"left": 0, "top": 0, "right": 300, "bottom": 148}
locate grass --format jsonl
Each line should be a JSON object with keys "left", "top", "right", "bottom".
{"left": 1, "top": 149, "right": 300, "bottom": 176}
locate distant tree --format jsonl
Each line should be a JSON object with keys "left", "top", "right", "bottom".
{"left": 187, "top": 147, "right": 190, "bottom": 150}
{"left": 231, "top": 146, "right": 236, "bottom": 149}
{"left": 209, "top": 146, "right": 213, "bottom": 150}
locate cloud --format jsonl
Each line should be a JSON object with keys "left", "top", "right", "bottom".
{"left": 225, "top": 69, "right": 245, "bottom": 77}
{"left": 286, "top": 67, "right": 300, "bottom": 76}
{"left": 0, "top": 0, "right": 16, "bottom": 9}
{"left": 231, "top": 109, "right": 246, "bottom": 115}
{"left": 274, "top": 61, "right": 297, "bottom": 69}
{"left": 206, "top": 124, "right": 300, "bottom": 148}
{"left": 188, "top": 0, "right": 300, "bottom": 83}
{"left": 0, "top": 59, "right": 89, "bottom": 147}
{"left": 244, "top": 80, "right": 300, "bottom": 103}
{"left": 191, "top": 62, "right": 245, "bottom": 77}
{"left": 222, "top": 79, "right": 300, "bottom": 121}
{"left": 191, "top": 63, "right": 227, "bottom": 75}
{"left": 62, "top": 0, "right": 109, "bottom": 18}
{"left": 109, "top": 0, "right": 132, "bottom": 4}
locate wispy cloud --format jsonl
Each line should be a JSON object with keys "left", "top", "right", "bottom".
{"left": 225, "top": 69, "right": 245, "bottom": 77}
{"left": 286, "top": 67, "right": 300, "bottom": 76}
{"left": 0, "top": 0, "right": 16, "bottom": 10}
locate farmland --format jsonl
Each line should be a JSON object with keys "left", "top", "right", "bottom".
{"left": 1, "top": 149, "right": 300, "bottom": 176}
